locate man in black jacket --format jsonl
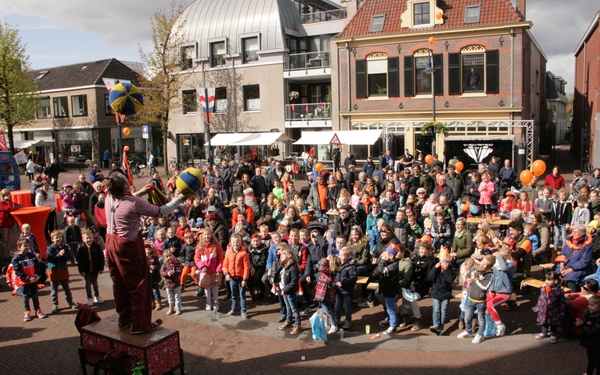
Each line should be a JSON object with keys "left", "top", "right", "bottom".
{"left": 343, "top": 152, "right": 356, "bottom": 172}
{"left": 334, "top": 206, "right": 356, "bottom": 239}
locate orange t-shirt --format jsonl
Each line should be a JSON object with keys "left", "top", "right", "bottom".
{"left": 318, "top": 184, "right": 327, "bottom": 210}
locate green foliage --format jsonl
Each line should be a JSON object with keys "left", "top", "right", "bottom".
{"left": 421, "top": 121, "right": 448, "bottom": 136}
{"left": 0, "top": 21, "right": 39, "bottom": 152}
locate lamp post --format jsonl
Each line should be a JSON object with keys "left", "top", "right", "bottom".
{"left": 425, "top": 37, "right": 436, "bottom": 155}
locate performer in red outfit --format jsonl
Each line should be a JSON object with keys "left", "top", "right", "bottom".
{"left": 105, "top": 173, "right": 187, "bottom": 334}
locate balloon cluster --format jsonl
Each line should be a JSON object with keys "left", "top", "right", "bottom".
{"left": 520, "top": 159, "right": 546, "bottom": 185}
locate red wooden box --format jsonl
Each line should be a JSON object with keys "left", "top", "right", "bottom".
{"left": 79, "top": 314, "right": 184, "bottom": 375}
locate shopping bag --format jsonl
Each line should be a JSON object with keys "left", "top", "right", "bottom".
{"left": 483, "top": 311, "right": 497, "bottom": 337}
{"left": 309, "top": 309, "right": 328, "bottom": 342}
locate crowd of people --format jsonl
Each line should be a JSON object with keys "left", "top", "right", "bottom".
{"left": 3, "top": 149, "right": 600, "bottom": 373}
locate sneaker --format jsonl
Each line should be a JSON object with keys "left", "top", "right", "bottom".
{"left": 94, "top": 296, "right": 104, "bottom": 304}
{"left": 205, "top": 304, "right": 212, "bottom": 311}
{"left": 328, "top": 325, "right": 338, "bottom": 334}
{"left": 130, "top": 319, "right": 163, "bottom": 335}
{"left": 411, "top": 318, "right": 423, "bottom": 331}
{"left": 52, "top": 305, "right": 59, "bottom": 314}
{"left": 535, "top": 333, "right": 547, "bottom": 340}
{"left": 472, "top": 334, "right": 484, "bottom": 344}
{"left": 398, "top": 316, "right": 408, "bottom": 329}
{"left": 301, "top": 308, "right": 312, "bottom": 316}
{"left": 278, "top": 315, "right": 287, "bottom": 323}
{"left": 457, "top": 331, "right": 471, "bottom": 339}
{"left": 290, "top": 325, "right": 302, "bottom": 335}
{"left": 36, "top": 310, "right": 47, "bottom": 319}
{"left": 550, "top": 336, "right": 558, "bottom": 344}
{"left": 496, "top": 323, "right": 507, "bottom": 337}
{"left": 241, "top": 312, "right": 249, "bottom": 320}
{"left": 358, "top": 301, "right": 375, "bottom": 308}
{"left": 87, "top": 298, "right": 94, "bottom": 307}
{"left": 384, "top": 326, "right": 396, "bottom": 335}
{"left": 69, "top": 302, "right": 78, "bottom": 310}
{"left": 429, "top": 326, "right": 440, "bottom": 335}
{"left": 379, "top": 318, "right": 390, "bottom": 328}
{"left": 342, "top": 321, "right": 352, "bottom": 330}
{"left": 226, "top": 310, "right": 236, "bottom": 316}
{"left": 24, "top": 311, "right": 32, "bottom": 322}
{"left": 279, "top": 321, "right": 293, "bottom": 330}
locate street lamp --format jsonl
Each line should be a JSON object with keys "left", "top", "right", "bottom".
{"left": 425, "top": 36, "right": 436, "bottom": 154}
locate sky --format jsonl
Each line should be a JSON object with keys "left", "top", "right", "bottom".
{"left": 0, "top": 0, "right": 597, "bottom": 93}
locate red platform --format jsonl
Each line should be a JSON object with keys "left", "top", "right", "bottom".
{"left": 79, "top": 314, "right": 184, "bottom": 375}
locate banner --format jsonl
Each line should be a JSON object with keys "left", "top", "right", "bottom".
{"left": 198, "top": 87, "right": 215, "bottom": 123}
{"left": 121, "top": 150, "right": 134, "bottom": 187}
{"left": 103, "top": 78, "right": 131, "bottom": 92}
{"left": 0, "top": 131, "right": 7, "bottom": 151}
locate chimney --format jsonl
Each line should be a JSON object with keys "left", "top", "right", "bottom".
{"left": 516, "top": 0, "right": 526, "bottom": 20}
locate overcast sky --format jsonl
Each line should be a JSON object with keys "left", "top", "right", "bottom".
{"left": 1, "top": 0, "right": 597, "bottom": 93}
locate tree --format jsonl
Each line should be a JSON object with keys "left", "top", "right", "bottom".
{"left": 0, "top": 21, "right": 38, "bottom": 153}
{"left": 137, "top": 0, "right": 190, "bottom": 171}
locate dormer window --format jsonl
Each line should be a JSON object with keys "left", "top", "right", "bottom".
{"left": 210, "top": 41, "right": 227, "bottom": 67}
{"left": 370, "top": 15, "right": 386, "bottom": 32}
{"left": 413, "top": 2, "right": 430, "bottom": 25}
{"left": 34, "top": 70, "right": 48, "bottom": 80}
{"left": 400, "top": 0, "right": 443, "bottom": 29}
{"left": 181, "top": 45, "right": 196, "bottom": 70}
{"left": 464, "top": 5, "right": 481, "bottom": 24}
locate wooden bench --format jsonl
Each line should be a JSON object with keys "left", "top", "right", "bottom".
{"left": 356, "top": 276, "right": 369, "bottom": 285}
{"left": 366, "top": 282, "right": 379, "bottom": 291}
{"left": 521, "top": 278, "right": 570, "bottom": 292}
{"left": 538, "top": 263, "right": 556, "bottom": 273}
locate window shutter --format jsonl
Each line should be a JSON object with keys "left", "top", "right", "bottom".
{"left": 356, "top": 59, "right": 366, "bottom": 99}
{"left": 387, "top": 57, "right": 399, "bottom": 97}
{"left": 404, "top": 56, "right": 414, "bottom": 97}
{"left": 448, "top": 53, "right": 461, "bottom": 95}
{"left": 434, "top": 53, "right": 443, "bottom": 95}
{"left": 486, "top": 50, "right": 499, "bottom": 94}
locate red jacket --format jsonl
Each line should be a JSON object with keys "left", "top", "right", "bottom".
{"left": 543, "top": 174, "right": 565, "bottom": 189}
{"left": 231, "top": 205, "right": 255, "bottom": 229}
{"left": 0, "top": 199, "right": 18, "bottom": 228}
{"left": 223, "top": 247, "right": 250, "bottom": 280}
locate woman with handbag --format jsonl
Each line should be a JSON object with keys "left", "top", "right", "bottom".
{"left": 195, "top": 228, "right": 224, "bottom": 311}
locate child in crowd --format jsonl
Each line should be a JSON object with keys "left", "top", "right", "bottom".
{"left": 573, "top": 196, "right": 591, "bottom": 227}
{"left": 428, "top": 246, "right": 456, "bottom": 336}
{"left": 76, "top": 229, "right": 105, "bottom": 307}
{"left": 535, "top": 271, "right": 566, "bottom": 343}
{"left": 458, "top": 254, "right": 495, "bottom": 344}
{"left": 20, "top": 224, "right": 40, "bottom": 256}
{"left": 276, "top": 245, "right": 302, "bottom": 335}
{"left": 46, "top": 230, "right": 77, "bottom": 313}
{"left": 377, "top": 243, "right": 402, "bottom": 335}
{"left": 478, "top": 172, "right": 495, "bottom": 217}
{"left": 180, "top": 232, "right": 198, "bottom": 290}
{"left": 499, "top": 192, "right": 517, "bottom": 218}
{"left": 314, "top": 256, "right": 338, "bottom": 334}
{"left": 188, "top": 199, "right": 204, "bottom": 228}
{"left": 157, "top": 217, "right": 167, "bottom": 231}
{"left": 154, "top": 228, "right": 166, "bottom": 259}
{"left": 164, "top": 227, "right": 182, "bottom": 259}
{"left": 272, "top": 179, "right": 284, "bottom": 202}
{"left": 223, "top": 234, "right": 251, "bottom": 319}
{"left": 403, "top": 240, "right": 435, "bottom": 331}
{"left": 487, "top": 246, "right": 515, "bottom": 337}
{"left": 248, "top": 234, "right": 268, "bottom": 300}
{"left": 334, "top": 247, "right": 357, "bottom": 331}
{"left": 176, "top": 217, "right": 191, "bottom": 242}
{"left": 64, "top": 216, "right": 81, "bottom": 265}
{"left": 160, "top": 249, "right": 183, "bottom": 315}
{"left": 521, "top": 223, "right": 539, "bottom": 254}
{"left": 195, "top": 228, "right": 224, "bottom": 311}
{"left": 327, "top": 175, "right": 339, "bottom": 213}
{"left": 577, "top": 295, "right": 600, "bottom": 375}
{"left": 146, "top": 217, "right": 159, "bottom": 242}
{"left": 146, "top": 243, "right": 162, "bottom": 310}
{"left": 12, "top": 238, "right": 47, "bottom": 321}
{"left": 272, "top": 200, "right": 285, "bottom": 227}
{"left": 431, "top": 213, "right": 452, "bottom": 250}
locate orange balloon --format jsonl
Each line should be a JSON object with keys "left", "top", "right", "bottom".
{"left": 460, "top": 202, "right": 469, "bottom": 212}
{"left": 123, "top": 127, "right": 131, "bottom": 136}
{"left": 425, "top": 155, "right": 434, "bottom": 164}
{"left": 436, "top": 10, "right": 443, "bottom": 20}
{"left": 124, "top": 145, "right": 130, "bottom": 152}
{"left": 520, "top": 169, "right": 533, "bottom": 185}
{"left": 315, "top": 162, "right": 324, "bottom": 172}
{"left": 428, "top": 36, "right": 436, "bottom": 45}
{"left": 532, "top": 159, "right": 546, "bottom": 177}
{"left": 455, "top": 161, "right": 464, "bottom": 172}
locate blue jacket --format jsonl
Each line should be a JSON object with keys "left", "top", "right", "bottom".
{"left": 266, "top": 243, "right": 278, "bottom": 270}
{"left": 47, "top": 243, "right": 71, "bottom": 270}
{"left": 490, "top": 255, "right": 515, "bottom": 294}
{"left": 557, "top": 237, "right": 594, "bottom": 285}
{"left": 334, "top": 259, "right": 357, "bottom": 296}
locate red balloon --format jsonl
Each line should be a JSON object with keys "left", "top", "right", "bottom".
{"left": 520, "top": 169, "right": 533, "bottom": 185}
{"left": 315, "top": 162, "right": 324, "bottom": 172}
{"left": 532, "top": 159, "right": 546, "bottom": 177}
{"left": 455, "top": 161, "right": 464, "bottom": 172}
{"left": 425, "top": 155, "right": 434, "bottom": 164}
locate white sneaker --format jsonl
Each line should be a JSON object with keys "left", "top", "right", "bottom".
{"left": 94, "top": 296, "right": 104, "bottom": 304}
{"left": 205, "top": 304, "right": 212, "bottom": 311}
{"left": 87, "top": 298, "right": 94, "bottom": 306}
{"left": 457, "top": 331, "right": 471, "bottom": 339}
{"left": 496, "top": 323, "right": 506, "bottom": 337}
{"left": 472, "top": 334, "right": 484, "bottom": 344}
{"left": 328, "top": 325, "right": 338, "bottom": 334}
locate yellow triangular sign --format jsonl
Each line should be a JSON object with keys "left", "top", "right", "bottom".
{"left": 330, "top": 133, "right": 342, "bottom": 145}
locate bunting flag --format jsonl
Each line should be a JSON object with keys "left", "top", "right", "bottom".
{"left": 198, "top": 87, "right": 215, "bottom": 123}
{"left": 121, "top": 150, "right": 134, "bottom": 187}
{"left": 0, "top": 131, "right": 7, "bottom": 151}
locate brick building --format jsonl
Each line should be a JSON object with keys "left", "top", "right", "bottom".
{"left": 331, "top": 0, "right": 547, "bottom": 169}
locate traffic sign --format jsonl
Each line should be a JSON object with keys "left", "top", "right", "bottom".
{"left": 142, "top": 125, "right": 149, "bottom": 139}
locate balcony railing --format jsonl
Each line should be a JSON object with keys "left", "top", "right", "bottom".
{"left": 285, "top": 102, "right": 331, "bottom": 121}
{"left": 285, "top": 51, "right": 330, "bottom": 71}
{"left": 302, "top": 9, "right": 347, "bottom": 23}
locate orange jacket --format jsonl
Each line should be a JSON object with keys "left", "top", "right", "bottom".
{"left": 222, "top": 247, "right": 251, "bottom": 280}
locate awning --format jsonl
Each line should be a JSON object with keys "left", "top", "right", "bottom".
{"left": 13, "top": 139, "right": 55, "bottom": 149}
{"left": 206, "top": 132, "right": 294, "bottom": 146}
{"left": 294, "top": 130, "right": 382, "bottom": 146}
{"left": 445, "top": 135, "right": 514, "bottom": 141}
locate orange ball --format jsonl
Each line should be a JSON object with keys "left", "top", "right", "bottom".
{"left": 124, "top": 145, "right": 130, "bottom": 152}
{"left": 123, "top": 127, "right": 131, "bottom": 136}
{"left": 425, "top": 155, "right": 434, "bottom": 164}
{"left": 315, "top": 162, "right": 324, "bottom": 173}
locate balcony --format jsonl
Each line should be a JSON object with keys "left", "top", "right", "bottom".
{"left": 284, "top": 102, "right": 332, "bottom": 128}
{"left": 284, "top": 51, "right": 331, "bottom": 78}
{"left": 302, "top": 9, "right": 347, "bottom": 23}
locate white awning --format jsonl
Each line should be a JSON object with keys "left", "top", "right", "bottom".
{"left": 294, "top": 130, "right": 382, "bottom": 146}
{"left": 206, "top": 132, "right": 294, "bottom": 146}
{"left": 13, "top": 139, "right": 55, "bottom": 149}
{"left": 445, "top": 135, "right": 514, "bottom": 141}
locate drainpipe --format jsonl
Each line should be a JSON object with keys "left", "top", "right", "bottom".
{"left": 346, "top": 42, "right": 351, "bottom": 150}
{"left": 510, "top": 27, "right": 514, "bottom": 108}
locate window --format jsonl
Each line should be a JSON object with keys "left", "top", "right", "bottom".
{"left": 243, "top": 85, "right": 260, "bottom": 111}
{"left": 182, "top": 90, "right": 197, "bottom": 114}
{"left": 464, "top": 5, "right": 481, "bottom": 23}
{"left": 448, "top": 46, "right": 499, "bottom": 95}
{"left": 34, "top": 70, "right": 48, "bottom": 80}
{"left": 242, "top": 37, "right": 259, "bottom": 63}
{"left": 367, "top": 56, "right": 388, "bottom": 97}
{"left": 181, "top": 45, "right": 195, "bottom": 70}
{"left": 37, "top": 96, "right": 51, "bottom": 118}
{"left": 104, "top": 94, "right": 115, "bottom": 116}
{"left": 356, "top": 55, "right": 399, "bottom": 99}
{"left": 403, "top": 52, "right": 442, "bottom": 97}
{"left": 211, "top": 41, "right": 226, "bottom": 67}
{"left": 71, "top": 95, "right": 88, "bottom": 116}
{"left": 415, "top": 56, "right": 432, "bottom": 94}
{"left": 215, "top": 87, "right": 227, "bottom": 113}
{"left": 53, "top": 97, "right": 69, "bottom": 118}
{"left": 370, "top": 15, "right": 386, "bottom": 32}
{"left": 414, "top": 2, "right": 430, "bottom": 25}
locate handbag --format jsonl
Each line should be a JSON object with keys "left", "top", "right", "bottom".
{"left": 199, "top": 273, "right": 212, "bottom": 288}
